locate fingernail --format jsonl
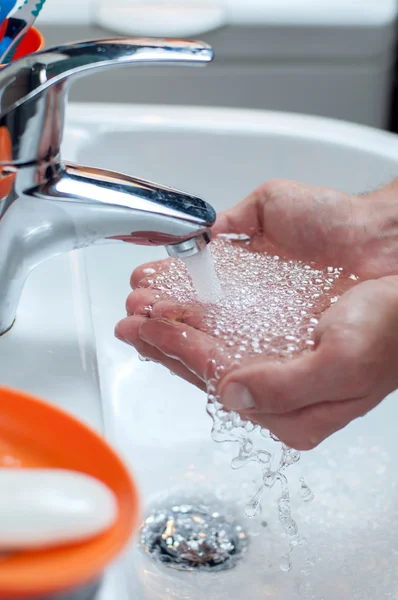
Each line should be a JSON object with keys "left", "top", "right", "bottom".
{"left": 139, "top": 318, "right": 170, "bottom": 341}
{"left": 115, "top": 324, "right": 132, "bottom": 345}
{"left": 132, "top": 304, "right": 152, "bottom": 317}
{"left": 115, "top": 324, "right": 124, "bottom": 341}
{"left": 222, "top": 383, "right": 255, "bottom": 411}
{"left": 139, "top": 318, "right": 158, "bottom": 341}
{"left": 115, "top": 334, "right": 133, "bottom": 346}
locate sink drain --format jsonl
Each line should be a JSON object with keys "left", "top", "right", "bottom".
{"left": 139, "top": 503, "right": 248, "bottom": 572}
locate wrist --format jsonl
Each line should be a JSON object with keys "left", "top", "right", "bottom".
{"left": 362, "top": 179, "right": 398, "bottom": 244}
{"left": 364, "top": 179, "right": 398, "bottom": 221}
{"left": 367, "top": 178, "right": 398, "bottom": 202}
{"left": 352, "top": 179, "right": 398, "bottom": 278}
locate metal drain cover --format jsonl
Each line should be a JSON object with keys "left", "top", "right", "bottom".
{"left": 139, "top": 503, "right": 248, "bottom": 572}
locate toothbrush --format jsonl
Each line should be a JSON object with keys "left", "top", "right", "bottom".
{"left": 0, "top": 0, "right": 47, "bottom": 65}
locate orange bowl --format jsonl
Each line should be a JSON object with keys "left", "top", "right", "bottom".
{"left": 0, "top": 386, "right": 140, "bottom": 598}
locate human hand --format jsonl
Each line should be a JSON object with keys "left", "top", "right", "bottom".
{"left": 115, "top": 179, "right": 398, "bottom": 449}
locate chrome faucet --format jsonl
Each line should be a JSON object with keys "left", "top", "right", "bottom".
{"left": 0, "top": 38, "right": 216, "bottom": 334}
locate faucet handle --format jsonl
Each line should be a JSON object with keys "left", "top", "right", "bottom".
{"left": 0, "top": 38, "right": 213, "bottom": 165}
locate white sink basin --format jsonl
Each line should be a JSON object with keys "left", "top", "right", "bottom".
{"left": 3, "top": 103, "right": 398, "bottom": 599}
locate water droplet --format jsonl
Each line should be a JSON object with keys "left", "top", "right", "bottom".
{"left": 280, "top": 555, "right": 292, "bottom": 572}
{"left": 245, "top": 485, "right": 264, "bottom": 517}
{"left": 299, "top": 478, "right": 315, "bottom": 503}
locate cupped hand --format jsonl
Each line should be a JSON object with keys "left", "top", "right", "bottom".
{"left": 115, "top": 179, "right": 398, "bottom": 450}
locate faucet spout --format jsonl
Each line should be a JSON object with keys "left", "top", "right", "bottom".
{"left": 0, "top": 162, "right": 215, "bottom": 334}
{"left": 166, "top": 231, "right": 212, "bottom": 259}
{"left": 0, "top": 38, "right": 213, "bottom": 165}
{"left": 30, "top": 163, "right": 216, "bottom": 247}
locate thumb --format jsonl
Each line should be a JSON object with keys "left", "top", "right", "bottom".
{"left": 218, "top": 345, "right": 359, "bottom": 417}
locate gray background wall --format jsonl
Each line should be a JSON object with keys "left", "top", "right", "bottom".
{"left": 38, "top": 24, "right": 397, "bottom": 129}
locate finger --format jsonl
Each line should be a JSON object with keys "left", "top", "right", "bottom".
{"left": 126, "top": 288, "right": 158, "bottom": 316}
{"left": 212, "top": 189, "right": 263, "bottom": 236}
{"left": 249, "top": 394, "right": 379, "bottom": 451}
{"left": 150, "top": 300, "right": 205, "bottom": 329}
{"left": 212, "top": 179, "right": 313, "bottom": 237}
{"left": 126, "top": 288, "right": 206, "bottom": 328}
{"left": 115, "top": 316, "right": 206, "bottom": 391}
{"left": 130, "top": 259, "right": 171, "bottom": 289}
{"left": 139, "top": 318, "right": 218, "bottom": 380}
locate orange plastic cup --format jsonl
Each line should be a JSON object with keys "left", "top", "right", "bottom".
{"left": 0, "top": 386, "right": 140, "bottom": 599}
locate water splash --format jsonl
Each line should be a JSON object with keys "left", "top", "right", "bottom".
{"left": 245, "top": 484, "right": 264, "bottom": 518}
{"left": 140, "top": 235, "right": 357, "bottom": 570}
